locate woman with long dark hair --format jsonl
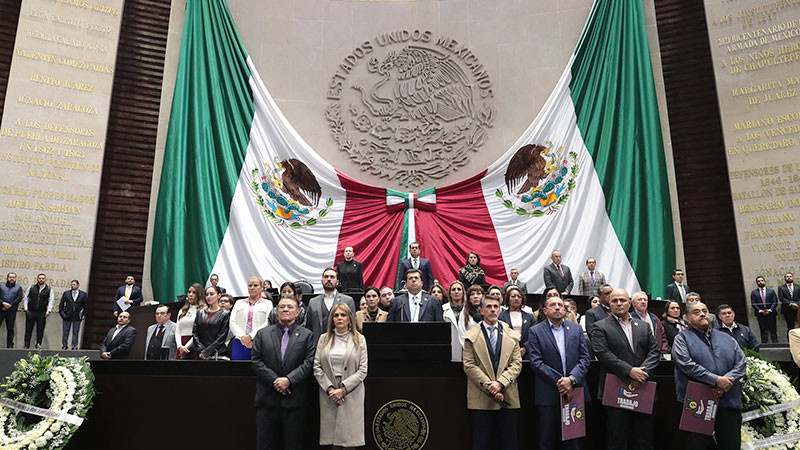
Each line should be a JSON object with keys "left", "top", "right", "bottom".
{"left": 192, "top": 286, "right": 230, "bottom": 360}
{"left": 499, "top": 286, "right": 534, "bottom": 355}
{"left": 662, "top": 300, "right": 687, "bottom": 347}
{"left": 458, "top": 252, "right": 486, "bottom": 288}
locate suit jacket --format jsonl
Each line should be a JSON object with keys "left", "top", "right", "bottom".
{"left": 631, "top": 310, "right": 670, "bottom": 353}
{"left": 583, "top": 304, "right": 611, "bottom": 339}
{"left": 114, "top": 285, "right": 143, "bottom": 313}
{"left": 526, "top": 319, "right": 591, "bottom": 406}
{"left": 578, "top": 271, "right": 606, "bottom": 297}
{"left": 462, "top": 322, "right": 522, "bottom": 409}
{"left": 387, "top": 293, "right": 444, "bottom": 322}
{"left": 664, "top": 282, "right": 690, "bottom": 303}
{"left": 58, "top": 289, "right": 87, "bottom": 322}
{"left": 252, "top": 323, "right": 316, "bottom": 409}
{"left": 307, "top": 293, "right": 356, "bottom": 344}
{"left": 144, "top": 320, "right": 177, "bottom": 360}
{"left": 542, "top": 263, "right": 573, "bottom": 294}
{"left": 498, "top": 309, "right": 534, "bottom": 348}
{"left": 397, "top": 257, "right": 435, "bottom": 292}
{"left": 777, "top": 284, "right": 800, "bottom": 317}
{"left": 502, "top": 280, "right": 527, "bottom": 294}
{"left": 589, "top": 315, "right": 660, "bottom": 399}
{"left": 355, "top": 308, "right": 387, "bottom": 332}
{"left": 336, "top": 259, "right": 364, "bottom": 293}
{"left": 750, "top": 287, "right": 778, "bottom": 314}
{"left": 100, "top": 325, "right": 137, "bottom": 359}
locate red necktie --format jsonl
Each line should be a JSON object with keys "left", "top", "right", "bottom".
{"left": 760, "top": 289, "right": 765, "bottom": 302}
{"left": 558, "top": 266, "right": 563, "bottom": 277}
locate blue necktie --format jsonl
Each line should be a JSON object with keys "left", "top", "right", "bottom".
{"left": 488, "top": 326, "right": 497, "bottom": 353}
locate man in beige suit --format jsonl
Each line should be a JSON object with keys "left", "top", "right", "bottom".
{"left": 463, "top": 294, "right": 522, "bottom": 450}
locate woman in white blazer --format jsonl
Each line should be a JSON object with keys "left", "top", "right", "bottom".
{"left": 313, "top": 303, "right": 368, "bottom": 448}
{"left": 229, "top": 276, "right": 273, "bottom": 360}
{"left": 442, "top": 280, "right": 469, "bottom": 360}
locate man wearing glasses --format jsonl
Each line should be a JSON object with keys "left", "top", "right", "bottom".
{"left": 145, "top": 305, "right": 177, "bottom": 360}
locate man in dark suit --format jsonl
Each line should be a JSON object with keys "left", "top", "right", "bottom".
{"left": 590, "top": 288, "right": 660, "bottom": 450}
{"left": 396, "top": 242, "right": 435, "bottom": 292}
{"left": 145, "top": 305, "right": 177, "bottom": 360}
{"left": 527, "top": 295, "right": 590, "bottom": 450}
{"left": 0, "top": 272, "right": 23, "bottom": 348}
{"left": 252, "top": 295, "right": 315, "bottom": 450}
{"left": 58, "top": 279, "right": 87, "bottom": 350}
{"left": 307, "top": 268, "right": 355, "bottom": 344}
{"left": 100, "top": 311, "right": 137, "bottom": 359}
{"left": 542, "top": 250, "right": 573, "bottom": 296}
{"left": 388, "top": 269, "right": 444, "bottom": 322}
{"left": 114, "top": 275, "right": 143, "bottom": 316}
{"left": 502, "top": 268, "right": 527, "bottom": 294}
{"left": 716, "top": 304, "right": 760, "bottom": 351}
{"left": 209, "top": 273, "right": 226, "bottom": 293}
{"left": 751, "top": 275, "right": 778, "bottom": 343}
{"left": 583, "top": 283, "right": 613, "bottom": 339}
{"left": 664, "top": 269, "right": 689, "bottom": 303}
{"left": 778, "top": 272, "right": 800, "bottom": 331}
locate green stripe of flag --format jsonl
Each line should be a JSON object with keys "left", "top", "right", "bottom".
{"left": 569, "top": 0, "right": 675, "bottom": 296}
{"left": 151, "top": 0, "right": 254, "bottom": 302}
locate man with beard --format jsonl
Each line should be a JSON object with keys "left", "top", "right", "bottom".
{"left": 0, "top": 273, "right": 22, "bottom": 348}
{"left": 24, "top": 273, "right": 54, "bottom": 349}
{"left": 778, "top": 272, "right": 800, "bottom": 332}
{"left": 750, "top": 276, "right": 778, "bottom": 343}
{"left": 114, "top": 275, "right": 143, "bottom": 316}
{"left": 673, "top": 302, "right": 746, "bottom": 449}
{"left": 307, "top": 268, "right": 355, "bottom": 344}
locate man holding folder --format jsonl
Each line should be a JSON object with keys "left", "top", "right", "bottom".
{"left": 672, "top": 302, "right": 746, "bottom": 450}
{"left": 590, "top": 288, "right": 660, "bottom": 450}
{"left": 527, "top": 295, "right": 590, "bottom": 450}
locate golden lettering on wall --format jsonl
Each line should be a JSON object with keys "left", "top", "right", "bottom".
{"left": 0, "top": 0, "right": 124, "bottom": 312}
{"left": 708, "top": 0, "right": 800, "bottom": 340}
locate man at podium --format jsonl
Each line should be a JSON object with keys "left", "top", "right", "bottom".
{"left": 387, "top": 269, "right": 443, "bottom": 322}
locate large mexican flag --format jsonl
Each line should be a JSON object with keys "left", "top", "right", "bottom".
{"left": 151, "top": 0, "right": 674, "bottom": 300}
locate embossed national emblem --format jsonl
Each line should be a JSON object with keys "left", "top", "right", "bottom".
{"left": 372, "top": 399, "right": 429, "bottom": 450}
{"left": 326, "top": 30, "right": 496, "bottom": 187}
{"left": 497, "top": 142, "right": 579, "bottom": 218}
{"left": 250, "top": 158, "right": 332, "bottom": 229}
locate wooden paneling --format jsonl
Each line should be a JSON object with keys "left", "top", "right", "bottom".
{"left": 653, "top": 0, "right": 747, "bottom": 320}
{"left": 0, "top": 0, "right": 21, "bottom": 119}
{"left": 84, "top": 0, "right": 171, "bottom": 348}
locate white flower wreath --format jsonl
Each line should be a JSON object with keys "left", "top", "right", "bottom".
{"left": 0, "top": 355, "right": 94, "bottom": 450}
{"left": 741, "top": 353, "right": 800, "bottom": 450}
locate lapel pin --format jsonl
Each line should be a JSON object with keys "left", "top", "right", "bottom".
{"left": 295, "top": 332, "right": 299, "bottom": 336}
{"left": 634, "top": 322, "right": 638, "bottom": 326}
{"left": 566, "top": 326, "right": 570, "bottom": 330}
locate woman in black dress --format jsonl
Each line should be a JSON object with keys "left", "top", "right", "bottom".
{"left": 336, "top": 246, "right": 364, "bottom": 293}
{"left": 192, "top": 286, "right": 231, "bottom": 360}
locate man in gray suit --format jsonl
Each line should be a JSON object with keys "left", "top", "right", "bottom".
{"left": 578, "top": 257, "right": 606, "bottom": 297}
{"left": 502, "top": 268, "right": 527, "bottom": 294}
{"left": 145, "top": 305, "right": 177, "bottom": 360}
{"left": 542, "top": 250, "right": 573, "bottom": 295}
{"left": 307, "top": 268, "right": 355, "bottom": 344}
{"left": 252, "top": 295, "right": 315, "bottom": 450}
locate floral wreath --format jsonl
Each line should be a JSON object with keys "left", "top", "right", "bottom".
{"left": 496, "top": 142, "right": 579, "bottom": 218}
{"left": 740, "top": 351, "right": 800, "bottom": 449}
{"left": 0, "top": 354, "right": 94, "bottom": 450}
{"left": 249, "top": 162, "right": 332, "bottom": 230}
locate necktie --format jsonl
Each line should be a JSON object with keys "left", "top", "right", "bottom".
{"left": 411, "top": 296, "right": 418, "bottom": 322}
{"left": 72, "top": 290, "right": 77, "bottom": 301}
{"left": 245, "top": 301, "right": 255, "bottom": 335}
{"left": 125, "top": 285, "right": 131, "bottom": 299}
{"left": 488, "top": 325, "right": 497, "bottom": 353}
{"left": 156, "top": 324, "right": 164, "bottom": 339}
{"left": 413, "top": 258, "right": 419, "bottom": 269}
{"left": 590, "top": 272, "right": 594, "bottom": 283}
{"left": 558, "top": 266, "right": 563, "bottom": 277}
{"left": 513, "top": 280, "right": 516, "bottom": 286}
{"left": 789, "top": 284, "right": 793, "bottom": 296}
{"left": 761, "top": 288, "right": 765, "bottom": 302}
{"left": 280, "top": 327, "right": 290, "bottom": 359}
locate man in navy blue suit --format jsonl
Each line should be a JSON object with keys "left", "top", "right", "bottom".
{"left": 396, "top": 242, "right": 435, "bottom": 292}
{"left": 527, "top": 295, "right": 590, "bottom": 450}
{"left": 388, "top": 269, "right": 443, "bottom": 322}
{"left": 114, "top": 275, "right": 143, "bottom": 316}
{"left": 750, "top": 275, "right": 778, "bottom": 343}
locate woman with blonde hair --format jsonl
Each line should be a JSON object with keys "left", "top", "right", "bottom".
{"left": 229, "top": 276, "right": 273, "bottom": 360}
{"left": 314, "top": 303, "right": 368, "bottom": 449}
{"left": 176, "top": 283, "right": 207, "bottom": 359}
